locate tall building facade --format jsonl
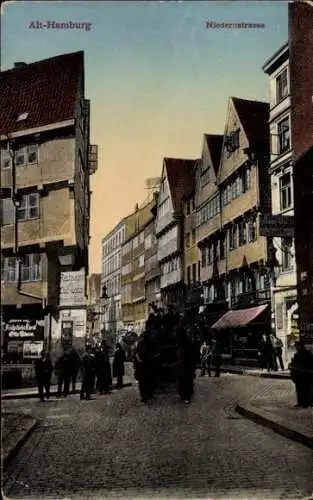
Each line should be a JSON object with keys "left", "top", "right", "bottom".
{"left": 144, "top": 194, "right": 161, "bottom": 309}
{"left": 101, "top": 221, "right": 126, "bottom": 335}
{"left": 263, "top": 42, "right": 298, "bottom": 363}
{"left": 289, "top": 0, "right": 313, "bottom": 347}
{"left": 0, "top": 52, "right": 97, "bottom": 376}
{"left": 121, "top": 200, "right": 156, "bottom": 333}
{"left": 155, "top": 158, "right": 197, "bottom": 310}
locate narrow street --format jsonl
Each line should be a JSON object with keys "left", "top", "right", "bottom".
{"left": 3, "top": 373, "right": 312, "bottom": 499}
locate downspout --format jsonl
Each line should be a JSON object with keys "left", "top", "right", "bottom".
{"left": 8, "top": 135, "right": 45, "bottom": 306}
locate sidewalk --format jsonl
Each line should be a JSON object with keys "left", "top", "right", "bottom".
{"left": 3, "top": 377, "right": 133, "bottom": 400}
{"left": 236, "top": 379, "right": 313, "bottom": 449}
{"left": 221, "top": 365, "right": 290, "bottom": 379}
{"left": 2, "top": 412, "right": 38, "bottom": 467}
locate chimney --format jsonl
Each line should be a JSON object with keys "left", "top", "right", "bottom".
{"left": 135, "top": 203, "right": 139, "bottom": 212}
{"left": 14, "top": 62, "right": 27, "bottom": 69}
{"left": 153, "top": 191, "right": 159, "bottom": 204}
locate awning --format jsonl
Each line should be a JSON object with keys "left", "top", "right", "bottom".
{"left": 211, "top": 304, "right": 268, "bottom": 330}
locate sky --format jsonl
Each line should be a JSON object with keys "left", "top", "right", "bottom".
{"left": 1, "top": 0, "right": 288, "bottom": 274}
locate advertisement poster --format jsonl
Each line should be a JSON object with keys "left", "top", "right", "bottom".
{"left": 23, "top": 341, "right": 44, "bottom": 359}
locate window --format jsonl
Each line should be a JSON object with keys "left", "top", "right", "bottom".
{"left": 1, "top": 254, "right": 41, "bottom": 282}
{"left": 247, "top": 217, "right": 257, "bottom": 242}
{"left": 1, "top": 256, "right": 17, "bottom": 282}
{"left": 207, "top": 244, "right": 213, "bottom": 265}
{"left": 191, "top": 196, "right": 195, "bottom": 211}
{"left": 200, "top": 168, "right": 210, "bottom": 187}
{"left": 145, "top": 234, "right": 152, "bottom": 250}
{"left": 192, "top": 263, "right": 197, "bottom": 283}
{"left": 231, "top": 129, "right": 240, "bottom": 151}
{"left": 201, "top": 247, "right": 206, "bottom": 268}
{"left": 185, "top": 232, "right": 190, "bottom": 248}
{"left": 1, "top": 147, "right": 11, "bottom": 169}
{"left": 238, "top": 220, "right": 247, "bottom": 246}
{"left": 220, "top": 234, "right": 226, "bottom": 260}
{"left": 243, "top": 167, "right": 252, "bottom": 192}
{"left": 191, "top": 229, "right": 196, "bottom": 245}
{"left": 138, "top": 254, "right": 144, "bottom": 268}
{"left": 21, "top": 254, "right": 41, "bottom": 281}
{"left": 139, "top": 232, "right": 144, "bottom": 244}
{"left": 133, "top": 236, "right": 138, "bottom": 249}
{"left": 282, "top": 238, "right": 293, "bottom": 271}
{"left": 277, "top": 117, "right": 290, "bottom": 155}
{"left": 15, "top": 144, "right": 39, "bottom": 166}
{"left": 276, "top": 69, "right": 288, "bottom": 103}
{"left": 279, "top": 172, "right": 292, "bottom": 211}
{"left": 17, "top": 112, "right": 29, "bottom": 122}
{"left": 229, "top": 225, "right": 237, "bottom": 250}
{"left": 17, "top": 193, "right": 39, "bottom": 221}
{"left": 0, "top": 198, "right": 14, "bottom": 226}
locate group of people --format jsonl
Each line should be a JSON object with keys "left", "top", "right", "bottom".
{"left": 133, "top": 304, "right": 222, "bottom": 405}
{"left": 199, "top": 339, "right": 222, "bottom": 377}
{"left": 34, "top": 342, "right": 126, "bottom": 402}
{"left": 258, "top": 333, "right": 285, "bottom": 371}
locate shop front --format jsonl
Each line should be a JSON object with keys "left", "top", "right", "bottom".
{"left": 211, "top": 304, "right": 271, "bottom": 366}
{"left": 2, "top": 304, "right": 45, "bottom": 388}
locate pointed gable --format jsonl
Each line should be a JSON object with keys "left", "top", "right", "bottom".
{"left": 218, "top": 97, "right": 269, "bottom": 184}
{"left": 164, "top": 158, "right": 197, "bottom": 213}
{"left": 204, "top": 134, "right": 223, "bottom": 175}
{"left": 232, "top": 97, "right": 270, "bottom": 156}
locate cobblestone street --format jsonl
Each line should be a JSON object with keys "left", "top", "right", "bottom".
{"left": 3, "top": 373, "right": 313, "bottom": 499}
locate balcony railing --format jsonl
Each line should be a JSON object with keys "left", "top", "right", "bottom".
{"left": 231, "top": 288, "right": 271, "bottom": 308}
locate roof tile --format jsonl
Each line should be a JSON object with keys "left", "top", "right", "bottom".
{"left": 0, "top": 51, "right": 84, "bottom": 136}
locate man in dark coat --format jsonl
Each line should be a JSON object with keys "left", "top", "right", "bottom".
{"left": 95, "top": 345, "right": 112, "bottom": 394}
{"left": 290, "top": 340, "right": 313, "bottom": 408}
{"left": 133, "top": 331, "right": 155, "bottom": 403}
{"left": 69, "top": 348, "right": 81, "bottom": 394}
{"left": 55, "top": 351, "right": 72, "bottom": 397}
{"left": 80, "top": 345, "right": 96, "bottom": 400}
{"left": 175, "top": 319, "right": 198, "bottom": 404}
{"left": 113, "top": 343, "right": 126, "bottom": 388}
{"left": 212, "top": 339, "right": 222, "bottom": 377}
{"left": 35, "top": 350, "right": 53, "bottom": 401}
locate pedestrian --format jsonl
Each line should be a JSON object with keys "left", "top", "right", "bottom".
{"left": 176, "top": 318, "right": 198, "bottom": 404}
{"left": 133, "top": 331, "right": 154, "bottom": 403}
{"left": 289, "top": 340, "right": 313, "bottom": 408}
{"left": 264, "top": 334, "right": 276, "bottom": 372}
{"left": 200, "top": 340, "right": 210, "bottom": 376}
{"left": 273, "top": 337, "right": 285, "bottom": 371}
{"left": 80, "top": 345, "right": 95, "bottom": 400}
{"left": 69, "top": 348, "right": 81, "bottom": 393}
{"left": 55, "top": 351, "right": 72, "bottom": 398}
{"left": 212, "top": 339, "right": 222, "bottom": 377}
{"left": 113, "top": 343, "right": 126, "bottom": 388}
{"left": 96, "top": 345, "right": 113, "bottom": 394}
{"left": 34, "top": 350, "right": 53, "bottom": 402}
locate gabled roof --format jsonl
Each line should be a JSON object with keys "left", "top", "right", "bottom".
{"left": 0, "top": 51, "right": 84, "bottom": 136}
{"left": 164, "top": 158, "right": 197, "bottom": 212}
{"left": 232, "top": 97, "right": 270, "bottom": 155}
{"left": 204, "top": 134, "right": 223, "bottom": 174}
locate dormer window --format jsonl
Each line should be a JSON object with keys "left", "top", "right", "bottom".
{"left": 16, "top": 112, "right": 29, "bottom": 122}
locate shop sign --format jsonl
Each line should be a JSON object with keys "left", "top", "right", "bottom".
{"left": 259, "top": 214, "right": 295, "bottom": 238}
{"left": 23, "top": 341, "right": 44, "bottom": 359}
{"left": 4, "top": 319, "right": 44, "bottom": 340}
{"left": 59, "top": 269, "right": 86, "bottom": 307}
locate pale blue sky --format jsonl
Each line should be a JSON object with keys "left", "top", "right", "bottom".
{"left": 1, "top": 1, "right": 288, "bottom": 272}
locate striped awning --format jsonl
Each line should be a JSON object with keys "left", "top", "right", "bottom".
{"left": 211, "top": 304, "right": 269, "bottom": 330}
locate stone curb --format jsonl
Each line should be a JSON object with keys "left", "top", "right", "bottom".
{"left": 3, "top": 417, "right": 39, "bottom": 467}
{"left": 221, "top": 367, "right": 290, "bottom": 379}
{"left": 3, "top": 382, "right": 133, "bottom": 400}
{"left": 235, "top": 402, "right": 313, "bottom": 450}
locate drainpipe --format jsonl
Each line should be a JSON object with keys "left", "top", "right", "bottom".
{"left": 7, "top": 135, "right": 46, "bottom": 307}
